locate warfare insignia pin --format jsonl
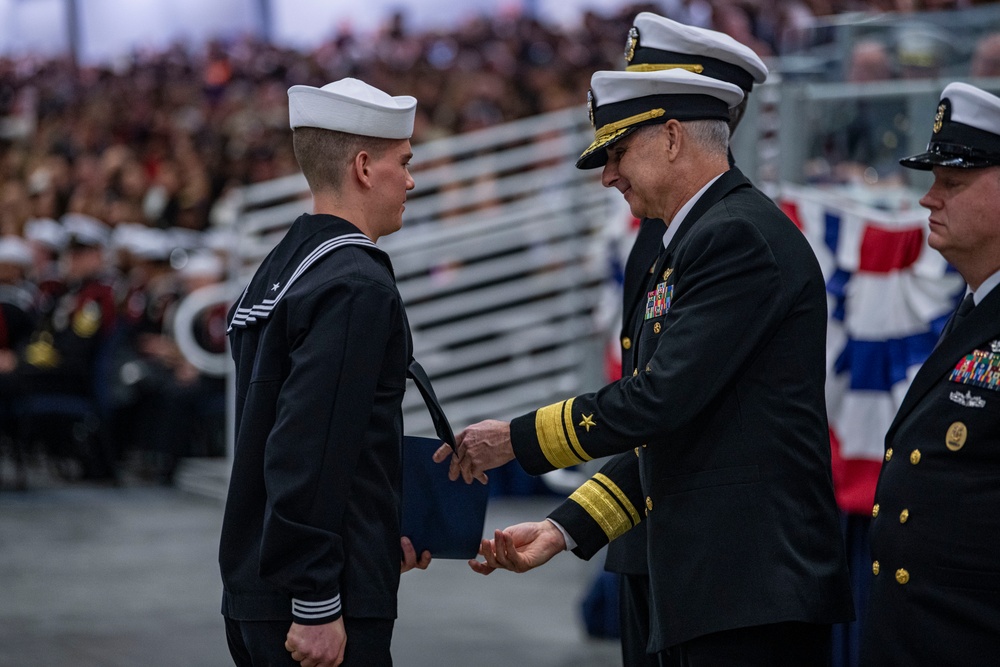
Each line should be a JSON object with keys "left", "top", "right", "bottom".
{"left": 950, "top": 390, "right": 986, "bottom": 408}
{"left": 662, "top": 268, "right": 673, "bottom": 281}
{"left": 946, "top": 421, "right": 968, "bottom": 451}
{"left": 625, "top": 26, "right": 638, "bottom": 63}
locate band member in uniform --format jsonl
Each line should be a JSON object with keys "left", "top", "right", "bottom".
{"left": 861, "top": 82, "right": 1000, "bottom": 667}
{"left": 437, "top": 68, "right": 854, "bottom": 665}
{"left": 545, "top": 14, "right": 769, "bottom": 665}
{"left": 0, "top": 214, "right": 117, "bottom": 480}
{"left": 220, "top": 78, "right": 430, "bottom": 667}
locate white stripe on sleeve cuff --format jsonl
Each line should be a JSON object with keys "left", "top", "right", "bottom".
{"left": 292, "top": 595, "right": 342, "bottom": 620}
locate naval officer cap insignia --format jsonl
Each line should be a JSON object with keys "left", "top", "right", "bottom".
{"left": 900, "top": 82, "right": 1000, "bottom": 170}
{"left": 577, "top": 68, "right": 744, "bottom": 170}
{"left": 287, "top": 77, "right": 417, "bottom": 140}
{"left": 626, "top": 12, "right": 768, "bottom": 92}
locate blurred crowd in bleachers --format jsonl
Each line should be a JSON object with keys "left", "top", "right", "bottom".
{"left": 0, "top": 0, "right": 997, "bottom": 487}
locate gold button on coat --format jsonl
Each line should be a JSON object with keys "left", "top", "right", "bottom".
{"left": 622, "top": 337, "right": 632, "bottom": 350}
{"left": 899, "top": 509, "right": 909, "bottom": 524}
{"left": 910, "top": 450, "right": 921, "bottom": 465}
{"left": 646, "top": 497, "right": 653, "bottom": 511}
{"left": 872, "top": 561, "right": 880, "bottom": 575}
{"left": 885, "top": 448, "right": 893, "bottom": 462}
{"left": 633, "top": 368, "right": 638, "bottom": 377}
{"left": 896, "top": 569, "right": 910, "bottom": 584}
{"left": 872, "top": 504, "right": 880, "bottom": 518}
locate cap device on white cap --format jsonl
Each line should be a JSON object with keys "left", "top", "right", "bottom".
{"left": 900, "top": 82, "right": 1000, "bottom": 170}
{"left": 578, "top": 68, "right": 744, "bottom": 170}
{"left": 287, "top": 78, "right": 417, "bottom": 140}
{"left": 625, "top": 12, "right": 768, "bottom": 91}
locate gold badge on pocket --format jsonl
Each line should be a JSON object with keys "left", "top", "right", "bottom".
{"left": 946, "top": 422, "right": 967, "bottom": 451}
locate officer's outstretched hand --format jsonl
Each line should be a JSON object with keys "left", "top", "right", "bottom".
{"left": 469, "top": 522, "right": 566, "bottom": 575}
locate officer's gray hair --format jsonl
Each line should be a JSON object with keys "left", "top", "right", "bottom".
{"left": 682, "top": 119, "right": 730, "bottom": 157}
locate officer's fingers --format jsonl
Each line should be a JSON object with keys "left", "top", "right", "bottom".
{"left": 432, "top": 443, "right": 453, "bottom": 463}
{"left": 469, "top": 558, "right": 496, "bottom": 575}
{"left": 447, "top": 455, "right": 462, "bottom": 482}
{"left": 477, "top": 537, "right": 502, "bottom": 569}
{"left": 460, "top": 460, "right": 475, "bottom": 485}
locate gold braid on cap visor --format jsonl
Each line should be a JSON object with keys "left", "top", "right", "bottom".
{"left": 583, "top": 108, "right": 667, "bottom": 155}
{"left": 625, "top": 63, "right": 705, "bottom": 74}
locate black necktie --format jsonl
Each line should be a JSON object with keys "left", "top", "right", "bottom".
{"left": 943, "top": 293, "right": 976, "bottom": 338}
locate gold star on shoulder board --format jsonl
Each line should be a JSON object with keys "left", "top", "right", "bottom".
{"left": 579, "top": 414, "right": 597, "bottom": 432}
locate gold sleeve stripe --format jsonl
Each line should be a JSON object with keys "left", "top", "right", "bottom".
{"left": 593, "top": 473, "right": 641, "bottom": 526}
{"left": 535, "top": 399, "right": 590, "bottom": 469}
{"left": 561, "top": 399, "right": 591, "bottom": 463}
{"left": 569, "top": 479, "right": 634, "bottom": 542}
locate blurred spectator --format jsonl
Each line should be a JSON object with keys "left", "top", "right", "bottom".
{"left": 847, "top": 39, "right": 894, "bottom": 82}
{"left": 971, "top": 32, "right": 1000, "bottom": 77}
{"left": 0, "top": 236, "right": 39, "bottom": 352}
{"left": 894, "top": 24, "right": 953, "bottom": 79}
{"left": 0, "top": 214, "right": 118, "bottom": 480}
{"left": 812, "top": 38, "right": 910, "bottom": 185}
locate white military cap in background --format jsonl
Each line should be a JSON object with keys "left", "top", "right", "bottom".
{"left": 24, "top": 217, "right": 68, "bottom": 253}
{"left": 626, "top": 12, "right": 768, "bottom": 91}
{"left": 0, "top": 236, "right": 34, "bottom": 267}
{"left": 900, "top": 82, "right": 1000, "bottom": 170}
{"left": 61, "top": 213, "right": 110, "bottom": 247}
{"left": 287, "top": 78, "right": 417, "bottom": 139}
{"left": 578, "top": 68, "right": 744, "bottom": 170}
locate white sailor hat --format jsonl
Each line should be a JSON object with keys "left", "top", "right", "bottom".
{"left": 128, "top": 227, "right": 173, "bottom": 261}
{"left": 179, "top": 251, "right": 224, "bottom": 280}
{"left": 287, "top": 78, "right": 417, "bottom": 140}
{"left": 900, "top": 82, "right": 1000, "bottom": 170}
{"left": 24, "top": 217, "right": 68, "bottom": 252}
{"left": 61, "top": 213, "right": 110, "bottom": 248}
{"left": 0, "top": 236, "right": 34, "bottom": 267}
{"left": 625, "top": 12, "right": 768, "bottom": 92}
{"left": 578, "top": 68, "right": 744, "bottom": 170}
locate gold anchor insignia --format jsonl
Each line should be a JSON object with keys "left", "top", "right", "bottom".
{"left": 946, "top": 421, "right": 967, "bottom": 451}
{"left": 933, "top": 103, "right": 945, "bottom": 134}
{"left": 579, "top": 414, "right": 597, "bottom": 432}
{"left": 624, "top": 26, "right": 638, "bottom": 63}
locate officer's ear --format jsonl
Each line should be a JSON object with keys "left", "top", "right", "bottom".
{"left": 663, "top": 120, "right": 684, "bottom": 162}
